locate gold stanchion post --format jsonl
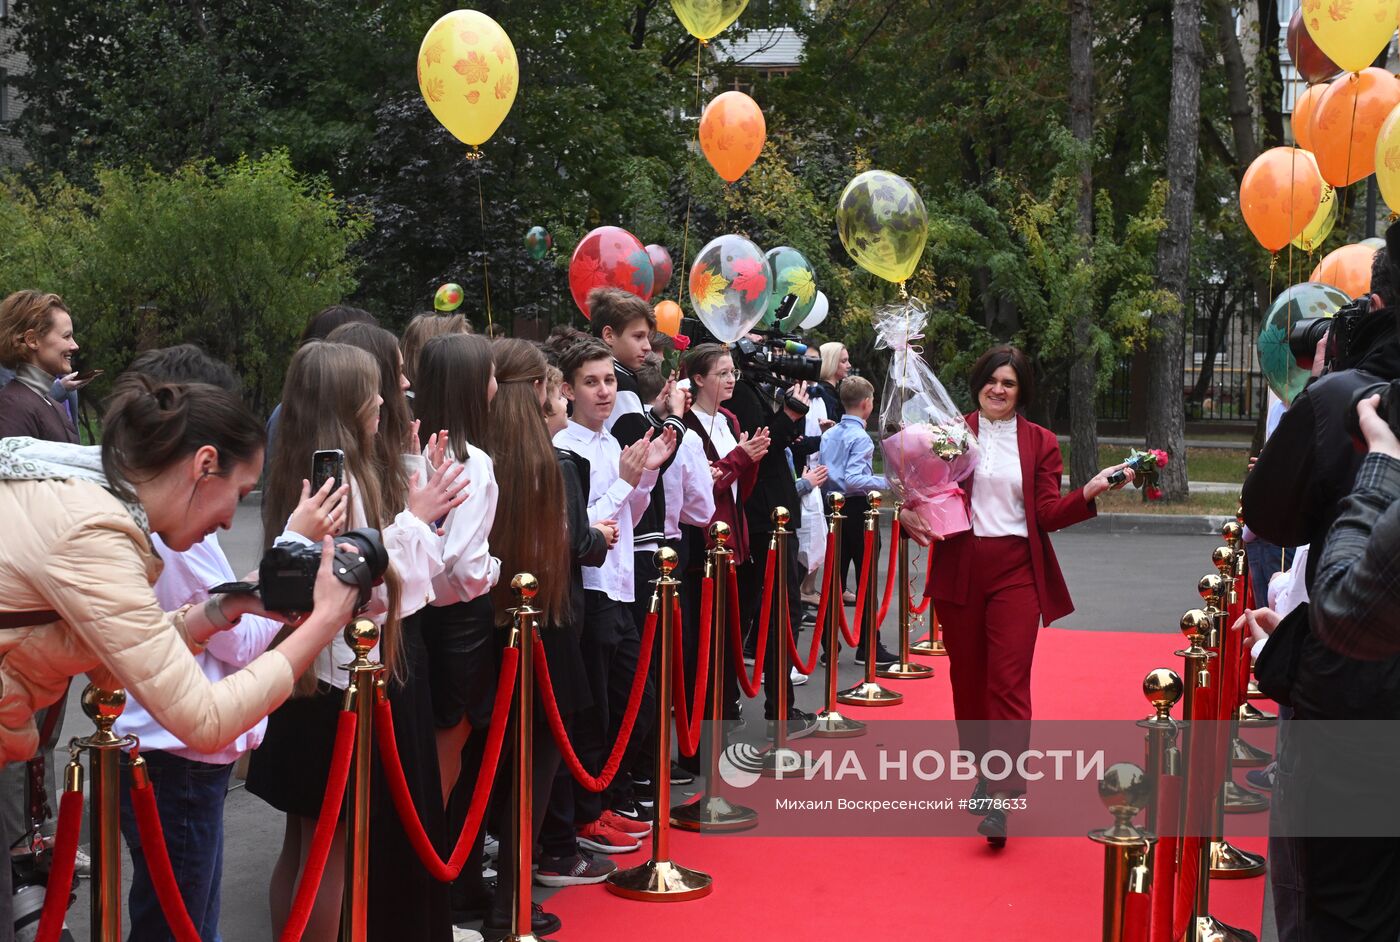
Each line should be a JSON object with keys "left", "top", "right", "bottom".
{"left": 671, "top": 523, "right": 759, "bottom": 831}
{"left": 813, "top": 494, "right": 866, "bottom": 738}
{"left": 608, "top": 548, "right": 713, "bottom": 901}
{"left": 1088, "top": 763, "right": 1154, "bottom": 942}
{"left": 838, "top": 491, "right": 902, "bottom": 707}
{"left": 505, "top": 574, "right": 539, "bottom": 941}
{"left": 761, "top": 507, "right": 808, "bottom": 776}
{"left": 341, "top": 619, "right": 382, "bottom": 942}
{"left": 78, "top": 685, "right": 133, "bottom": 942}
{"left": 1221, "top": 521, "right": 1276, "bottom": 725}
{"left": 909, "top": 540, "right": 945, "bottom": 656}
{"left": 1137, "top": 668, "right": 1182, "bottom": 835}
{"left": 1211, "top": 548, "right": 1270, "bottom": 769}
{"left": 878, "top": 500, "right": 933, "bottom": 681}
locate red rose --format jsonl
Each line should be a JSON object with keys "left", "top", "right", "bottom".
{"left": 672, "top": 334, "right": 692, "bottom": 351}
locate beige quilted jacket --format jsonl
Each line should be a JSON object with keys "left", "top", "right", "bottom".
{"left": 0, "top": 476, "right": 294, "bottom": 765}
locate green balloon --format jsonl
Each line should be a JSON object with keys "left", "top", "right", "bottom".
{"left": 524, "top": 226, "right": 552, "bottom": 260}
{"left": 762, "top": 246, "right": 816, "bottom": 329}
{"left": 1258, "top": 281, "right": 1348, "bottom": 404}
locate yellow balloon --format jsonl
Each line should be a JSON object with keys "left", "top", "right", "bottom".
{"left": 670, "top": 0, "right": 749, "bottom": 41}
{"left": 836, "top": 170, "right": 929, "bottom": 284}
{"left": 417, "top": 11, "right": 518, "bottom": 149}
{"left": 1299, "top": 0, "right": 1400, "bottom": 73}
{"left": 1292, "top": 183, "right": 1337, "bottom": 251}
{"left": 1376, "top": 100, "right": 1400, "bottom": 213}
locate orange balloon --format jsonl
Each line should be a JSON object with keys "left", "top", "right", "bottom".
{"left": 1292, "top": 84, "right": 1326, "bottom": 153}
{"left": 1239, "top": 147, "right": 1322, "bottom": 252}
{"left": 1310, "top": 243, "right": 1377, "bottom": 298}
{"left": 654, "top": 299, "right": 683, "bottom": 337}
{"left": 698, "top": 91, "right": 765, "bottom": 183}
{"left": 1312, "top": 68, "right": 1400, "bottom": 186}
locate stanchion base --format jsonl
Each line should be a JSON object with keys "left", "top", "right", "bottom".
{"left": 1246, "top": 679, "right": 1267, "bottom": 701}
{"left": 760, "top": 746, "right": 808, "bottom": 778}
{"left": 909, "top": 638, "right": 947, "bottom": 656}
{"left": 1237, "top": 702, "right": 1277, "bottom": 727}
{"left": 1231, "top": 736, "right": 1272, "bottom": 768}
{"left": 1223, "top": 780, "right": 1271, "bottom": 814}
{"left": 812, "top": 710, "right": 867, "bottom": 738}
{"left": 502, "top": 934, "right": 542, "bottom": 942}
{"left": 836, "top": 681, "right": 904, "bottom": 707}
{"left": 1210, "top": 839, "right": 1267, "bottom": 879}
{"left": 876, "top": 660, "right": 934, "bottom": 680}
{"left": 1194, "top": 914, "right": 1258, "bottom": 942}
{"left": 670, "top": 795, "right": 759, "bottom": 832}
{"left": 606, "top": 859, "right": 713, "bottom": 902}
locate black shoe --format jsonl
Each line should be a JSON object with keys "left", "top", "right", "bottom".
{"left": 628, "top": 774, "right": 656, "bottom": 808}
{"left": 853, "top": 644, "right": 899, "bottom": 668}
{"left": 765, "top": 708, "right": 818, "bottom": 742}
{"left": 450, "top": 879, "right": 496, "bottom": 922}
{"left": 670, "top": 761, "right": 694, "bottom": 785}
{"left": 612, "top": 796, "right": 651, "bottom": 821}
{"left": 967, "top": 779, "right": 991, "bottom": 817}
{"left": 481, "top": 903, "right": 561, "bottom": 941}
{"left": 977, "top": 809, "right": 1007, "bottom": 848}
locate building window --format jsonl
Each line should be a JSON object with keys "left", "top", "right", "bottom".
{"left": 0, "top": 0, "right": 8, "bottom": 20}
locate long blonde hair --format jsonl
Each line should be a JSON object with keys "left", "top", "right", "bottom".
{"left": 263, "top": 342, "right": 403, "bottom": 693}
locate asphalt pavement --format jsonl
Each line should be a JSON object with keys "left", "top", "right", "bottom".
{"left": 53, "top": 499, "right": 1251, "bottom": 940}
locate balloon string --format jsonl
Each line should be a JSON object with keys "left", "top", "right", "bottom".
{"left": 679, "top": 42, "right": 703, "bottom": 305}
{"left": 1339, "top": 73, "right": 1361, "bottom": 238}
{"left": 475, "top": 161, "right": 494, "bottom": 333}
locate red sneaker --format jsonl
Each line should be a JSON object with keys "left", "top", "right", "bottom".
{"left": 576, "top": 820, "right": 642, "bottom": 854}
{"left": 600, "top": 809, "right": 651, "bottom": 837}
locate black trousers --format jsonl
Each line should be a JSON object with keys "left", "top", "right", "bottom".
{"left": 484, "top": 717, "right": 563, "bottom": 931}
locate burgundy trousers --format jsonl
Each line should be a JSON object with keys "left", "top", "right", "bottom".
{"left": 936, "top": 535, "right": 1041, "bottom": 796}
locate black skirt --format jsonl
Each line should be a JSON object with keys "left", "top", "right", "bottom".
{"left": 246, "top": 680, "right": 345, "bottom": 820}
{"left": 422, "top": 596, "right": 499, "bottom": 729}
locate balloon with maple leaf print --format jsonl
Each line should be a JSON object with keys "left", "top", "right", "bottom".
{"left": 524, "top": 225, "right": 552, "bottom": 260}
{"left": 761, "top": 245, "right": 817, "bottom": 329}
{"left": 1239, "top": 146, "right": 1322, "bottom": 251}
{"left": 1287, "top": 9, "right": 1342, "bottom": 85}
{"left": 1312, "top": 68, "right": 1400, "bottom": 186}
{"left": 645, "top": 244, "right": 674, "bottom": 297}
{"left": 688, "top": 234, "right": 772, "bottom": 343}
{"left": 1298, "top": 0, "right": 1400, "bottom": 74}
{"left": 417, "top": 10, "right": 519, "bottom": 150}
{"left": 1374, "top": 100, "right": 1400, "bottom": 213}
{"left": 836, "top": 170, "right": 929, "bottom": 284}
{"left": 568, "top": 226, "right": 654, "bottom": 318}
{"left": 1310, "top": 242, "right": 1377, "bottom": 298}
{"left": 699, "top": 91, "right": 766, "bottom": 183}
{"left": 434, "top": 282, "right": 465, "bottom": 312}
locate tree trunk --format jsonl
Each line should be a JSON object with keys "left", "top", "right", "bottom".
{"left": 1149, "top": 0, "right": 1202, "bottom": 501}
{"left": 1211, "top": 0, "right": 1259, "bottom": 179}
{"left": 1257, "top": 0, "right": 1285, "bottom": 147}
{"left": 1068, "top": 0, "right": 1099, "bottom": 489}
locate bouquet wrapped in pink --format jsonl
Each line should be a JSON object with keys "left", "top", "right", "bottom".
{"left": 874, "top": 300, "right": 980, "bottom": 538}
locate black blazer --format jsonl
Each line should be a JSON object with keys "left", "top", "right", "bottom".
{"left": 726, "top": 380, "right": 812, "bottom": 536}
{"left": 544, "top": 449, "right": 605, "bottom": 715}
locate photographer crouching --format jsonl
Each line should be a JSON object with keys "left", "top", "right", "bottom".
{"left": 0, "top": 372, "right": 361, "bottom": 941}
{"left": 1242, "top": 226, "right": 1400, "bottom": 939}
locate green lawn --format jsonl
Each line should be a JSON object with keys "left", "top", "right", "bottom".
{"left": 1061, "top": 443, "right": 1251, "bottom": 486}
{"left": 1093, "top": 489, "right": 1240, "bottom": 515}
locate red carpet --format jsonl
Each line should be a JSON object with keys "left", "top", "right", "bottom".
{"left": 545, "top": 627, "right": 1269, "bottom": 939}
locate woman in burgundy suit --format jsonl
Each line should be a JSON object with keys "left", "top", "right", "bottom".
{"left": 901, "top": 346, "right": 1130, "bottom": 847}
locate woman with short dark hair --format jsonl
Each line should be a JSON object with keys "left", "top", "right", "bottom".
{"left": 902, "top": 344, "right": 1130, "bottom": 847}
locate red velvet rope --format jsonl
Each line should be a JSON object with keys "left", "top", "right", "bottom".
{"left": 837, "top": 530, "right": 876, "bottom": 648}
{"left": 130, "top": 770, "right": 204, "bottom": 942}
{"left": 1123, "top": 887, "right": 1151, "bottom": 942}
{"left": 874, "top": 517, "right": 901, "bottom": 626}
{"left": 280, "top": 709, "right": 357, "bottom": 942}
{"left": 374, "top": 646, "right": 519, "bottom": 881}
{"left": 731, "top": 548, "right": 774, "bottom": 698}
{"left": 1173, "top": 672, "right": 1218, "bottom": 941}
{"left": 536, "top": 609, "right": 657, "bottom": 792}
{"left": 1150, "top": 772, "right": 1182, "bottom": 942}
{"left": 787, "top": 531, "right": 835, "bottom": 675}
{"left": 672, "top": 583, "right": 712, "bottom": 758}
{"left": 34, "top": 789, "right": 83, "bottom": 942}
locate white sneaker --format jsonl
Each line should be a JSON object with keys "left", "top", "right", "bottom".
{"left": 482, "top": 863, "right": 497, "bottom": 880}
{"left": 483, "top": 834, "right": 499, "bottom": 859}
{"left": 790, "top": 667, "right": 809, "bottom": 686}
{"left": 73, "top": 847, "right": 91, "bottom": 879}
{"left": 452, "top": 927, "right": 484, "bottom": 942}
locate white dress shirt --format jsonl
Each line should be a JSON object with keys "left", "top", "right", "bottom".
{"left": 970, "top": 415, "right": 1028, "bottom": 538}
{"left": 113, "top": 533, "right": 282, "bottom": 764}
{"left": 429, "top": 440, "right": 501, "bottom": 607}
{"left": 553, "top": 419, "right": 657, "bottom": 603}
{"left": 691, "top": 404, "right": 740, "bottom": 503}
{"left": 662, "top": 430, "right": 716, "bottom": 540}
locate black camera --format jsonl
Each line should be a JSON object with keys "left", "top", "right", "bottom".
{"left": 212, "top": 528, "right": 389, "bottom": 615}
{"left": 1289, "top": 297, "right": 1370, "bottom": 373}
{"left": 732, "top": 296, "right": 822, "bottom": 393}
{"left": 1345, "top": 378, "right": 1400, "bottom": 447}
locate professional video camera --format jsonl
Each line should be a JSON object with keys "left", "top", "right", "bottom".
{"left": 731, "top": 294, "right": 822, "bottom": 395}
{"left": 1345, "top": 377, "right": 1400, "bottom": 446}
{"left": 212, "top": 527, "right": 388, "bottom": 615}
{"left": 1289, "top": 296, "right": 1371, "bottom": 374}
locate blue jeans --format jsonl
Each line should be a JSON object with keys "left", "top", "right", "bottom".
{"left": 119, "top": 752, "right": 233, "bottom": 942}
{"left": 1246, "top": 540, "right": 1285, "bottom": 605}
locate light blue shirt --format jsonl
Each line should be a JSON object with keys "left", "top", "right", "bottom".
{"left": 820, "top": 414, "right": 887, "bottom": 497}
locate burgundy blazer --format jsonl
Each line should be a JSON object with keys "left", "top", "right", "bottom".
{"left": 683, "top": 407, "right": 761, "bottom": 563}
{"left": 926, "top": 412, "right": 1096, "bottom": 625}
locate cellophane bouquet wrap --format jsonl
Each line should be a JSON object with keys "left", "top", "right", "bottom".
{"left": 875, "top": 300, "right": 980, "bottom": 538}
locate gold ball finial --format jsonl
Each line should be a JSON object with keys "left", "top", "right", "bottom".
{"left": 1097, "top": 762, "right": 1151, "bottom": 834}
{"left": 709, "top": 521, "right": 731, "bottom": 546}
{"left": 771, "top": 506, "right": 791, "bottom": 529}
{"left": 81, "top": 684, "right": 126, "bottom": 730}
{"left": 1221, "top": 520, "right": 1242, "bottom": 545}
{"left": 1197, "top": 573, "right": 1223, "bottom": 602}
{"left": 511, "top": 572, "right": 539, "bottom": 603}
{"left": 830, "top": 492, "right": 846, "bottom": 513}
{"left": 1180, "top": 609, "right": 1210, "bottom": 638}
{"left": 656, "top": 546, "right": 680, "bottom": 575}
{"left": 1211, "top": 546, "right": 1233, "bottom": 574}
{"left": 868, "top": 490, "right": 883, "bottom": 510}
{"left": 344, "top": 619, "right": 380, "bottom": 658}
{"left": 1143, "top": 668, "right": 1183, "bottom": 716}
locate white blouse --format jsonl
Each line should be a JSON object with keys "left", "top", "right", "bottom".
{"left": 970, "top": 415, "right": 1028, "bottom": 539}
{"left": 692, "top": 404, "right": 739, "bottom": 503}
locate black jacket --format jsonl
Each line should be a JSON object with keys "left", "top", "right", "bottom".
{"left": 546, "top": 448, "right": 605, "bottom": 715}
{"left": 1242, "top": 308, "right": 1400, "bottom": 719}
{"left": 609, "top": 363, "right": 685, "bottom": 547}
{"left": 727, "top": 380, "right": 818, "bottom": 536}
{"left": 810, "top": 381, "right": 844, "bottom": 422}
